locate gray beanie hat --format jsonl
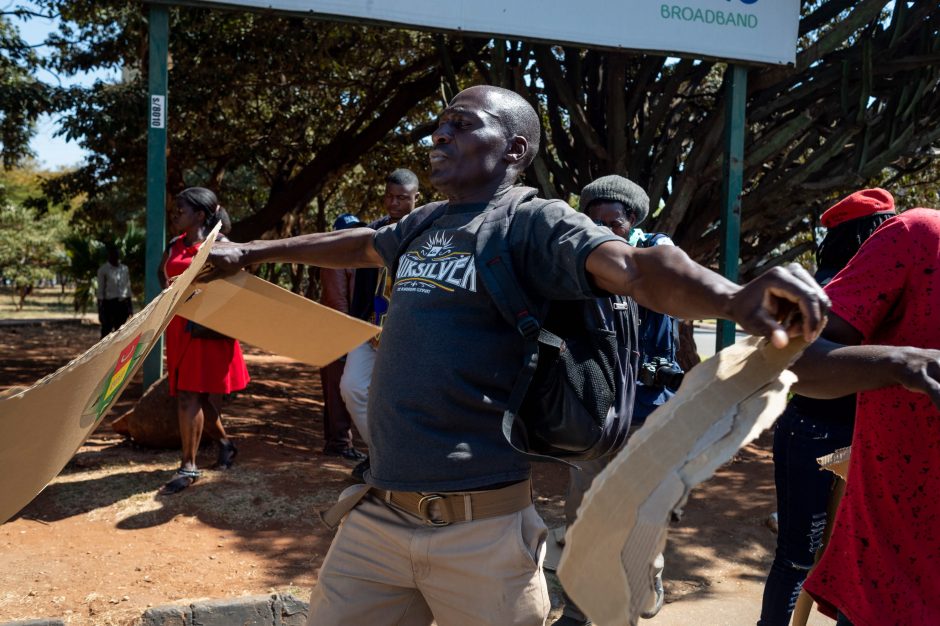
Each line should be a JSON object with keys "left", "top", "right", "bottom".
{"left": 579, "top": 175, "right": 650, "bottom": 227}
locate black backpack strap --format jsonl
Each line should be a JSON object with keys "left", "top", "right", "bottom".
{"left": 473, "top": 187, "right": 578, "bottom": 467}
{"left": 388, "top": 201, "right": 449, "bottom": 279}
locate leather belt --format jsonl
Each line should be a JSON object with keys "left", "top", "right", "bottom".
{"left": 319, "top": 480, "right": 532, "bottom": 530}
{"left": 375, "top": 479, "right": 532, "bottom": 526}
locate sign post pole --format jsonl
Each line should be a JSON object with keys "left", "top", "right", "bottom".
{"left": 143, "top": 4, "right": 169, "bottom": 387}
{"left": 717, "top": 64, "right": 747, "bottom": 353}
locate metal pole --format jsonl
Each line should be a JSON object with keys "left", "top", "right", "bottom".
{"left": 716, "top": 64, "right": 747, "bottom": 353}
{"left": 143, "top": 4, "right": 169, "bottom": 387}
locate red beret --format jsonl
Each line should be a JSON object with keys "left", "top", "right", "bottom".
{"left": 820, "top": 188, "right": 895, "bottom": 228}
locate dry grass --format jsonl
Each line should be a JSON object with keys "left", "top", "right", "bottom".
{"left": 0, "top": 285, "right": 94, "bottom": 320}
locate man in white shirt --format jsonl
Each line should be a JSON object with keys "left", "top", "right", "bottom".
{"left": 96, "top": 246, "right": 133, "bottom": 338}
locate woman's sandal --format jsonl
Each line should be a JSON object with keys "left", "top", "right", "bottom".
{"left": 159, "top": 468, "right": 201, "bottom": 495}
{"left": 214, "top": 440, "right": 238, "bottom": 470}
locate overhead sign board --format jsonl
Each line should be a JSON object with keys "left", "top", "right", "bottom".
{"left": 171, "top": 0, "right": 800, "bottom": 65}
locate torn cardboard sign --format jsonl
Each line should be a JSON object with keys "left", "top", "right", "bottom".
{"left": 818, "top": 446, "right": 851, "bottom": 480}
{"left": 558, "top": 336, "right": 806, "bottom": 626}
{"left": 175, "top": 271, "right": 378, "bottom": 367}
{"left": 0, "top": 226, "right": 220, "bottom": 524}
{"left": 0, "top": 230, "right": 379, "bottom": 523}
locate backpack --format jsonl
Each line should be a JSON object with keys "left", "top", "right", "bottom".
{"left": 391, "top": 187, "right": 638, "bottom": 466}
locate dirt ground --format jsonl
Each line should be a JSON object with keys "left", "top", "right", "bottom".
{"left": 0, "top": 321, "right": 832, "bottom": 625}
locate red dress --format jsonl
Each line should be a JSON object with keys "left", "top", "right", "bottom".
{"left": 163, "top": 237, "right": 250, "bottom": 396}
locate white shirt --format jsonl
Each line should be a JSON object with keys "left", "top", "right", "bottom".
{"left": 97, "top": 263, "right": 132, "bottom": 300}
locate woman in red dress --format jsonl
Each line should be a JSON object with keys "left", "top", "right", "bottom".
{"left": 158, "top": 187, "right": 250, "bottom": 494}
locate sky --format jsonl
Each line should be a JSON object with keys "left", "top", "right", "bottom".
{"left": 9, "top": 1, "right": 118, "bottom": 170}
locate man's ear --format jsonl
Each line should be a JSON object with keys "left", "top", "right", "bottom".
{"left": 504, "top": 135, "right": 529, "bottom": 167}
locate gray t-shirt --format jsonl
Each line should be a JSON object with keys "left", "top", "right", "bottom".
{"left": 368, "top": 194, "right": 619, "bottom": 491}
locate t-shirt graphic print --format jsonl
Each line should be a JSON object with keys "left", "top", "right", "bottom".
{"left": 394, "top": 231, "right": 477, "bottom": 295}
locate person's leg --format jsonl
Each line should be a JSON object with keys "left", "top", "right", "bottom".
{"left": 834, "top": 612, "right": 854, "bottom": 626}
{"left": 419, "top": 504, "right": 550, "bottom": 626}
{"left": 114, "top": 297, "right": 132, "bottom": 330}
{"left": 201, "top": 393, "right": 237, "bottom": 468}
{"left": 99, "top": 299, "right": 117, "bottom": 337}
{"left": 177, "top": 390, "right": 204, "bottom": 470}
{"left": 557, "top": 457, "right": 608, "bottom": 624}
{"left": 758, "top": 406, "right": 852, "bottom": 626}
{"left": 307, "top": 493, "right": 433, "bottom": 626}
{"left": 320, "top": 359, "right": 356, "bottom": 455}
{"left": 339, "top": 342, "right": 376, "bottom": 447}
{"left": 161, "top": 390, "right": 204, "bottom": 493}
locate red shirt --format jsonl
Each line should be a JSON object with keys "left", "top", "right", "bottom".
{"left": 805, "top": 209, "right": 940, "bottom": 625}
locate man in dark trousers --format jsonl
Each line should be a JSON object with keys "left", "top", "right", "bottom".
{"left": 206, "top": 85, "right": 829, "bottom": 626}
{"left": 319, "top": 213, "right": 368, "bottom": 461}
{"left": 341, "top": 168, "right": 419, "bottom": 479}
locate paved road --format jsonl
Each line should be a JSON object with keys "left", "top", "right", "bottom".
{"left": 692, "top": 323, "right": 750, "bottom": 359}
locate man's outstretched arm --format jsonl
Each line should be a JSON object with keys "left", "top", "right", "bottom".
{"left": 585, "top": 240, "right": 829, "bottom": 348}
{"left": 203, "top": 228, "right": 383, "bottom": 279}
{"left": 791, "top": 313, "right": 940, "bottom": 409}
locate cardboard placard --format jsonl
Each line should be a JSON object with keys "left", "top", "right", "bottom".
{"left": 175, "top": 272, "right": 378, "bottom": 367}
{"left": 0, "top": 229, "right": 379, "bottom": 523}
{"left": 558, "top": 336, "right": 806, "bottom": 626}
{"left": 817, "top": 445, "right": 851, "bottom": 480}
{"left": 0, "top": 226, "right": 221, "bottom": 523}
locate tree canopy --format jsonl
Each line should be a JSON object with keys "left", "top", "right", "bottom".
{"left": 27, "top": 0, "right": 940, "bottom": 278}
{"left": 38, "top": 0, "right": 481, "bottom": 242}
{"left": 0, "top": 7, "right": 49, "bottom": 171}
{"left": 481, "top": 0, "right": 940, "bottom": 274}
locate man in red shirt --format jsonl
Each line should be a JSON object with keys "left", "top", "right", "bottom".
{"left": 792, "top": 207, "right": 940, "bottom": 625}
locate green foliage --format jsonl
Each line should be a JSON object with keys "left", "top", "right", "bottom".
{"left": 18, "top": 0, "right": 939, "bottom": 282}
{"left": 0, "top": 200, "right": 69, "bottom": 310}
{"left": 60, "top": 231, "right": 103, "bottom": 313}
{"left": 60, "top": 223, "right": 145, "bottom": 313}
{"left": 472, "top": 1, "right": 940, "bottom": 275}
{"left": 37, "top": 1, "right": 477, "bottom": 242}
{"left": 0, "top": 11, "right": 51, "bottom": 169}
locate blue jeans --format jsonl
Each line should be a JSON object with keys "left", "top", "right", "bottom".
{"left": 757, "top": 400, "right": 854, "bottom": 626}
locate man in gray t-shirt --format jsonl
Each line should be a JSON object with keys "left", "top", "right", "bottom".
{"left": 207, "top": 85, "right": 828, "bottom": 626}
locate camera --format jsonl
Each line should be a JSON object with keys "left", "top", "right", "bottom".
{"left": 638, "top": 357, "right": 684, "bottom": 391}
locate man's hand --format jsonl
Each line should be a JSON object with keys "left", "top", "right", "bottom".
{"left": 201, "top": 241, "right": 249, "bottom": 282}
{"left": 586, "top": 243, "right": 827, "bottom": 349}
{"left": 728, "top": 263, "right": 830, "bottom": 348}
{"left": 891, "top": 347, "right": 940, "bottom": 409}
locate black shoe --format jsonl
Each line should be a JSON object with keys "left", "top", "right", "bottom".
{"left": 351, "top": 457, "right": 370, "bottom": 482}
{"left": 214, "top": 440, "right": 238, "bottom": 469}
{"left": 550, "top": 615, "right": 591, "bottom": 626}
{"left": 324, "top": 446, "right": 367, "bottom": 462}
{"left": 159, "top": 468, "right": 200, "bottom": 495}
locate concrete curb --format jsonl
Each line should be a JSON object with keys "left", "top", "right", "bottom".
{"left": 0, "top": 317, "right": 95, "bottom": 327}
{"left": 1, "top": 593, "right": 308, "bottom": 626}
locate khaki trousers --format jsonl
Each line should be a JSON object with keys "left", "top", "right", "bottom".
{"left": 307, "top": 490, "right": 550, "bottom": 626}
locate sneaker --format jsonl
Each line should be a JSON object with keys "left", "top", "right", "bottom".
{"left": 351, "top": 457, "right": 370, "bottom": 482}
{"left": 640, "top": 554, "right": 665, "bottom": 619}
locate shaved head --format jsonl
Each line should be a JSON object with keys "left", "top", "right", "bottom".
{"left": 457, "top": 85, "right": 541, "bottom": 170}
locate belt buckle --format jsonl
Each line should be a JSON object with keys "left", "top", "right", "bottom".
{"left": 417, "top": 494, "right": 449, "bottom": 526}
